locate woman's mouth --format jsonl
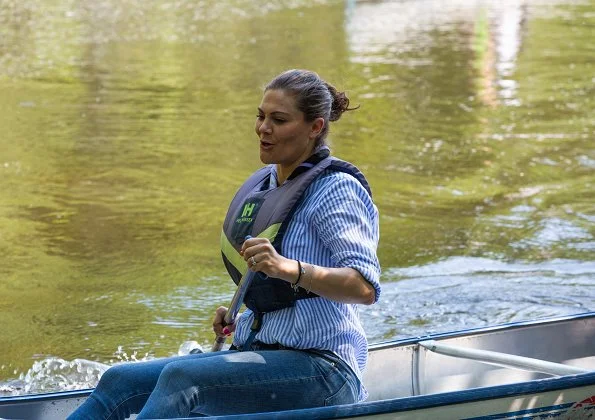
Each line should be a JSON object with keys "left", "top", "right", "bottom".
{"left": 260, "top": 140, "right": 274, "bottom": 150}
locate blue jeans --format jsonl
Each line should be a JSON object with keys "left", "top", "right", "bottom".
{"left": 67, "top": 348, "right": 359, "bottom": 419}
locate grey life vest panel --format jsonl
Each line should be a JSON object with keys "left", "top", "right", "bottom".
{"left": 221, "top": 155, "right": 372, "bottom": 315}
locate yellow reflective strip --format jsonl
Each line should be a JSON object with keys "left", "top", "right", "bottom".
{"left": 221, "top": 230, "right": 245, "bottom": 273}
{"left": 257, "top": 223, "right": 281, "bottom": 242}
{"left": 220, "top": 223, "right": 282, "bottom": 272}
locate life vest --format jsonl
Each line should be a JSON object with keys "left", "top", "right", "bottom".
{"left": 220, "top": 151, "right": 372, "bottom": 316}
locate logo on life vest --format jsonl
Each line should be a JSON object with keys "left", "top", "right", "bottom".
{"left": 235, "top": 200, "right": 262, "bottom": 225}
{"left": 241, "top": 203, "right": 255, "bottom": 218}
{"left": 232, "top": 198, "right": 264, "bottom": 243}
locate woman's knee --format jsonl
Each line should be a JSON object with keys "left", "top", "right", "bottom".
{"left": 97, "top": 363, "right": 137, "bottom": 389}
{"left": 158, "top": 361, "right": 193, "bottom": 388}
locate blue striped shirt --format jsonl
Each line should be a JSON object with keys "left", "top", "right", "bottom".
{"left": 232, "top": 166, "right": 381, "bottom": 401}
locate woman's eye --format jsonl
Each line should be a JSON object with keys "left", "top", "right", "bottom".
{"left": 255, "top": 115, "right": 285, "bottom": 123}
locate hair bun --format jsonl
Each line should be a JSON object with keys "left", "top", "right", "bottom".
{"left": 326, "top": 83, "right": 358, "bottom": 122}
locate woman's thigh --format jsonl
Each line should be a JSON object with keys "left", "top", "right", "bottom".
{"left": 97, "top": 351, "right": 228, "bottom": 394}
{"left": 146, "top": 349, "right": 359, "bottom": 417}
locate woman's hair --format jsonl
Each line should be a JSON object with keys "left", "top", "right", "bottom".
{"left": 265, "top": 69, "right": 358, "bottom": 146}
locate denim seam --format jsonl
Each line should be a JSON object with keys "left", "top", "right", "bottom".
{"left": 309, "top": 351, "right": 360, "bottom": 387}
{"left": 324, "top": 376, "right": 351, "bottom": 406}
{"left": 105, "top": 391, "right": 152, "bottom": 420}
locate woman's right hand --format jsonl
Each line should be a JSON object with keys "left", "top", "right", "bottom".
{"left": 212, "top": 306, "right": 236, "bottom": 338}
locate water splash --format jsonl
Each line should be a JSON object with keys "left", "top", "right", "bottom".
{"left": 0, "top": 345, "right": 157, "bottom": 397}
{"left": 0, "top": 358, "right": 108, "bottom": 396}
{"left": 109, "top": 346, "right": 151, "bottom": 364}
{"left": 0, "top": 342, "right": 205, "bottom": 397}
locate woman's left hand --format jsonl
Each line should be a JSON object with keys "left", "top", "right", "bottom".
{"left": 240, "top": 237, "right": 297, "bottom": 282}
{"left": 240, "top": 237, "right": 376, "bottom": 304}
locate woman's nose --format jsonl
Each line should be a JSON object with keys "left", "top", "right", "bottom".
{"left": 259, "top": 121, "right": 272, "bottom": 135}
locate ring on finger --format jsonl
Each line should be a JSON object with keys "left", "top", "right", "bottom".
{"left": 250, "top": 256, "right": 257, "bottom": 266}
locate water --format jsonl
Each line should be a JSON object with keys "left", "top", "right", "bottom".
{"left": 1, "top": 0, "right": 594, "bottom": 396}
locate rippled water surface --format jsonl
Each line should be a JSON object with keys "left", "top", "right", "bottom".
{"left": 1, "top": 0, "right": 594, "bottom": 395}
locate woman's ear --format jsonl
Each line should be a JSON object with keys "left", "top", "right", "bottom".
{"left": 310, "top": 117, "right": 325, "bottom": 139}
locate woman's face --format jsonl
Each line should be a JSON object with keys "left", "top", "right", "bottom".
{"left": 255, "top": 89, "right": 323, "bottom": 170}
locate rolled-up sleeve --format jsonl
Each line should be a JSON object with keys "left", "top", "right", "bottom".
{"left": 311, "top": 172, "right": 381, "bottom": 303}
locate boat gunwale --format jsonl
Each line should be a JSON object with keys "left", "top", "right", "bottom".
{"left": 369, "top": 311, "right": 595, "bottom": 351}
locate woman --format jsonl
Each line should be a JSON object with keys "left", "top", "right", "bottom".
{"left": 68, "top": 69, "right": 381, "bottom": 419}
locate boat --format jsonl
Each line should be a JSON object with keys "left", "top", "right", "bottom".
{"left": 1, "top": 312, "right": 594, "bottom": 419}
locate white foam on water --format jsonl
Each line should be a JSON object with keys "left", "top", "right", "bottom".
{"left": 0, "top": 358, "right": 109, "bottom": 397}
